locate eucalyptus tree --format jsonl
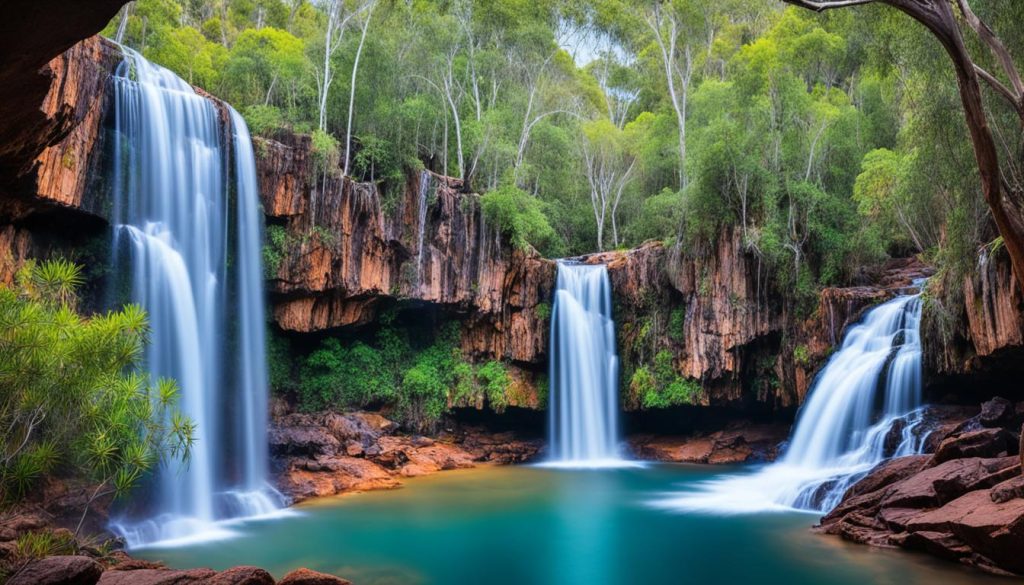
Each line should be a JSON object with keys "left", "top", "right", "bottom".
{"left": 780, "top": 0, "right": 1024, "bottom": 291}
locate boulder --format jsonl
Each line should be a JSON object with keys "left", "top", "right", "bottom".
{"left": 97, "top": 568, "right": 217, "bottom": 585}
{"left": 277, "top": 568, "right": 352, "bottom": 585}
{"left": 882, "top": 457, "right": 1018, "bottom": 508}
{"left": 990, "top": 475, "right": 1024, "bottom": 504}
{"left": 268, "top": 425, "right": 340, "bottom": 457}
{"left": 931, "top": 428, "right": 1018, "bottom": 464}
{"left": 202, "top": 567, "right": 275, "bottom": 585}
{"left": 979, "top": 397, "right": 1016, "bottom": 428}
{"left": 8, "top": 555, "right": 103, "bottom": 585}
{"left": 904, "top": 489, "right": 1024, "bottom": 574}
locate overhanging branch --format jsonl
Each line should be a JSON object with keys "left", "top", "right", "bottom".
{"left": 779, "top": 0, "right": 876, "bottom": 12}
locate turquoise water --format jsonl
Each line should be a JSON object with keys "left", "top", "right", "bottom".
{"left": 139, "top": 464, "right": 1003, "bottom": 585}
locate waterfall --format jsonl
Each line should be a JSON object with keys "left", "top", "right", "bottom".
{"left": 107, "top": 48, "right": 283, "bottom": 548}
{"left": 545, "top": 262, "right": 630, "bottom": 467}
{"left": 658, "top": 292, "right": 926, "bottom": 514}
{"left": 415, "top": 170, "right": 431, "bottom": 284}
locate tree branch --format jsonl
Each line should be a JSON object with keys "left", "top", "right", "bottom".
{"left": 975, "top": 64, "right": 1021, "bottom": 111}
{"left": 955, "top": 0, "right": 1024, "bottom": 101}
{"left": 779, "top": 0, "right": 876, "bottom": 12}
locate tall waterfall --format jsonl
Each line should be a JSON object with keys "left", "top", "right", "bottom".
{"left": 658, "top": 292, "right": 926, "bottom": 514}
{"left": 107, "top": 48, "right": 282, "bottom": 548}
{"left": 546, "top": 262, "right": 628, "bottom": 467}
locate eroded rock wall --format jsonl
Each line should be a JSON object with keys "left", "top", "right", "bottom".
{"left": 923, "top": 250, "right": 1024, "bottom": 397}
{"left": 258, "top": 133, "right": 556, "bottom": 372}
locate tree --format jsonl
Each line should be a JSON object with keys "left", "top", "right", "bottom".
{"left": 780, "top": 0, "right": 1024, "bottom": 291}
{"left": 313, "top": 0, "right": 358, "bottom": 131}
{"left": 342, "top": 0, "right": 377, "bottom": 177}
{"left": 580, "top": 119, "right": 638, "bottom": 249}
{"left": 0, "top": 260, "right": 194, "bottom": 530}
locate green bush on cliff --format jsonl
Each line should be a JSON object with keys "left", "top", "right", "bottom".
{"left": 297, "top": 318, "right": 497, "bottom": 431}
{"left": 0, "top": 260, "right": 194, "bottom": 517}
{"left": 629, "top": 351, "right": 702, "bottom": 409}
{"left": 481, "top": 185, "right": 558, "bottom": 255}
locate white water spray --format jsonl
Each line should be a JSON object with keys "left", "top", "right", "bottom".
{"left": 107, "top": 48, "right": 284, "bottom": 548}
{"left": 658, "top": 292, "right": 926, "bottom": 514}
{"left": 546, "top": 262, "right": 633, "bottom": 467}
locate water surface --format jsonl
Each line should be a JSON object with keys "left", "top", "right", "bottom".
{"left": 140, "top": 464, "right": 1003, "bottom": 585}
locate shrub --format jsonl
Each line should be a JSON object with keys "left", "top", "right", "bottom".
{"left": 0, "top": 260, "right": 193, "bottom": 523}
{"left": 481, "top": 185, "right": 557, "bottom": 255}
{"left": 668, "top": 308, "right": 685, "bottom": 343}
{"left": 243, "top": 105, "right": 284, "bottom": 136}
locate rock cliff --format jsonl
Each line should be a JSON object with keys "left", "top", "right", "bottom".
{"left": 923, "top": 249, "right": 1024, "bottom": 397}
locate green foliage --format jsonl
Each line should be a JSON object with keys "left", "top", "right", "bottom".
{"left": 14, "top": 530, "right": 75, "bottom": 561}
{"left": 244, "top": 105, "right": 285, "bottom": 137}
{"left": 793, "top": 344, "right": 811, "bottom": 367}
{"left": 296, "top": 317, "right": 506, "bottom": 431}
{"left": 105, "top": 0, "right": 1001, "bottom": 304}
{"left": 668, "top": 308, "right": 685, "bottom": 343}
{"left": 310, "top": 129, "right": 340, "bottom": 177}
{"left": 0, "top": 260, "right": 193, "bottom": 509}
{"left": 629, "top": 350, "right": 702, "bottom": 409}
{"left": 262, "top": 224, "right": 288, "bottom": 279}
{"left": 535, "top": 302, "right": 551, "bottom": 322}
{"left": 481, "top": 185, "right": 558, "bottom": 255}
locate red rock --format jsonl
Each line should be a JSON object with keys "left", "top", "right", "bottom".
{"left": 8, "top": 555, "right": 103, "bottom": 585}
{"left": 97, "top": 568, "right": 217, "bottom": 585}
{"left": 980, "top": 397, "right": 1016, "bottom": 428}
{"left": 904, "top": 489, "right": 1024, "bottom": 574}
{"left": 932, "top": 429, "right": 1018, "bottom": 464}
{"left": 882, "top": 457, "right": 1018, "bottom": 508}
{"left": 201, "top": 566, "right": 275, "bottom": 585}
{"left": 277, "top": 568, "right": 352, "bottom": 585}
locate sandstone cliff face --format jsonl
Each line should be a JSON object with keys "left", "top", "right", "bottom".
{"left": 258, "top": 133, "right": 556, "bottom": 370}
{"left": 923, "top": 249, "right": 1024, "bottom": 393}
{"left": 0, "top": 1, "right": 126, "bottom": 186}
{"left": 582, "top": 235, "right": 790, "bottom": 410}
{"left": 0, "top": 37, "right": 119, "bottom": 286}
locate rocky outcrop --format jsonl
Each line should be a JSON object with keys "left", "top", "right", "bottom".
{"left": 818, "top": 397, "right": 1024, "bottom": 575}
{"left": 0, "top": 1, "right": 126, "bottom": 188}
{"left": 0, "top": 35, "right": 119, "bottom": 286}
{"left": 269, "top": 409, "right": 542, "bottom": 503}
{"left": 781, "top": 257, "right": 934, "bottom": 402}
{"left": 924, "top": 249, "right": 1024, "bottom": 396}
{"left": 259, "top": 134, "right": 554, "bottom": 376}
{"left": 6, "top": 558, "right": 347, "bottom": 585}
{"left": 628, "top": 422, "right": 788, "bottom": 464}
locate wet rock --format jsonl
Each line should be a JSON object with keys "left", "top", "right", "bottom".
{"left": 883, "top": 457, "right": 1018, "bottom": 509}
{"left": 8, "top": 555, "right": 103, "bottom": 585}
{"left": 932, "top": 429, "right": 1018, "bottom": 464}
{"left": 628, "top": 423, "right": 788, "bottom": 464}
{"left": 277, "top": 568, "right": 352, "bottom": 585}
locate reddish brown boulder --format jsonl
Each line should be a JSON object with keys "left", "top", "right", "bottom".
{"left": 202, "top": 567, "right": 275, "bottom": 585}
{"left": 979, "top": 397, "right": 1016, "bottom": 428}
{"left": 97, "top": 568, "right": 217, "bottom": 585}
{"left": 7, "top": 555, "right": 103, "bottom": 585}
{"left": 932, "top": 429, "right": 1018, "bottom": 464}
{"left": 277, "top": 568, "right": 352, "bottom": 585}
{"left": 882, "top": 457, "right": 1018, "bottom": 509}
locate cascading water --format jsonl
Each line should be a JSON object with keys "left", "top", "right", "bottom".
{"left": 658, "top": 291, "right": 927, "bottom": 514}
{"left": 107, "top": 48, "right": 283, "bottom": 548}
{"left": 546, "top": 262, "right": 630, "bottom": 467}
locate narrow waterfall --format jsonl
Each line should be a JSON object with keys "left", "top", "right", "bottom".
{"left": 659, "top": 292, "right": 926, "bottom": 514}
{"left": 107, "top": 48, "right": 282, "bottom": 547}
{"left": 546, "top": 262, "right": 627, "bottom": 466}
